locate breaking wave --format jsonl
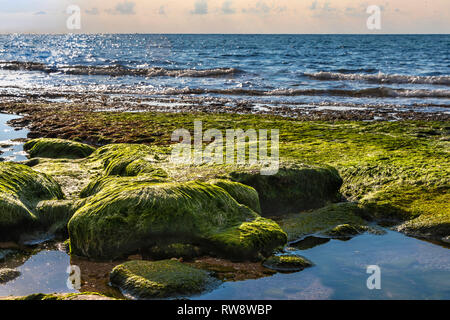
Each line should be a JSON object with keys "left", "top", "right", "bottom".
{"left": 0, "top": 61, "right": 241, "bottom": 78}
{"left": 154, "top": 87, "right": 450, "bottom": 99}
{"left": 305, "top": 71, "right": 450, "bottom": 86}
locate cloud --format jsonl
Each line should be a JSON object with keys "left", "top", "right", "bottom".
{"left": 191, "top": 0, "right": 208, "bottom": 15}
{"left": 308, "top": 1, "right": 338, "bottom": 17}
{"left": 221, "top": 0, "right": 236, "bottom": 15}
{"left": 242, "top": 1, "right": 285, "bottom": 16}
{"left": 107, "top": 1, "right": 136, "bottom": 15}
{"left": 34, "top": 11, "right": 46, "bottom": 15}
{"left": 85, "top": 8, "right": 99, "bottom": 15}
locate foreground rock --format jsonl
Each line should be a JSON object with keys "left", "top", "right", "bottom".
{"left": 69, "top": 179, "right": 286, "bottom": 260}
{"left": 263, "top": 255, "right": 313, "bottom": 273}
{"left": 23, "top": 139, "right": 346, "bottom": 260}
{"left": 0, "top": 162, "right": 65, "bottom": 241}
{"left": 110, "top": 260, "right": 219, "bottom": 299}
{"left": 0, "top": 268, "right": 21, "bottom": 283}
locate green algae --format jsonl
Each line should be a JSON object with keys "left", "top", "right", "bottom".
{"left": 16, "top": 115, "right": 449, "bottom": 244}
{"left": 0, "top": 162, "right": 64, "bottom": 240}
{"left": 262, "top": 254, "right": 313, "bottom": 273}
{"left": 110, "top": 260, "right": 218, "bottom": 299}
{"left": 24, "top": 138, "right": 96, "bottom": 159}
{"left": 228, "top": 164, "right": 342, "bottom": 215}
{"left": 69, "top": 180, "right": 286, "bottom": 260}
{"left": 277, "top": 202, "right": 369, "bottom": 242}
{"left": 208, "top": 179, "right": 261, "bottom": 214}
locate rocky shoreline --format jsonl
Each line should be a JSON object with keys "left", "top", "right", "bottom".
{"left": 0, "top": 101, "right": 448, "bottom": 300}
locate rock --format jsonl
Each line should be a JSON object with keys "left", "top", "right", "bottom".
{"left": 229, "top": 164, "right": 343, "bottom": 215}
{"left": 396, "top": 213, "right": 450, "bottom": 243}
{"left": 12, "top": 293, "right": 114, "bottom": 300}
{"left": 0, "top": 162, "right": 65, "bottom": 241}
{"left": 85, "top": 143, "right": 165, "bottom": 177}
{"left": 23, "top": 138, "right": 96, "bottom": 159}
{"left": 0, "top": 268, "right": 21, "bottom": 283}
{"left": 322, "top": 224, "right": 363, "bottom": 238}
{"left": 69, "top": 180, "right": 286, "bottom": 260}
{"left": 262, "top": 255, "right": 313, "bottom": 273}
{"left": 277, "top": 202, "right": 369, "bottom": 242}
{"left": 110, "top": 260, "right": 219, "bottom": 299}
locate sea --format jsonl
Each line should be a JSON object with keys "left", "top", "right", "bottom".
{"left": 0, "top": 34, "right": 448, "bottom": 115}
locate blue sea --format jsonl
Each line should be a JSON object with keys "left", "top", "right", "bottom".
{"left": 0, "top": 34, "right": 449, "bottom": 114}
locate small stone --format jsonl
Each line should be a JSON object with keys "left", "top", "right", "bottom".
{"left": 263, "top": 254, "right": 313, "bottom": 273}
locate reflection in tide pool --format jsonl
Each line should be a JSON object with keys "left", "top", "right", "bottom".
{"left": 0, "top": 228, "right": 449, "bottom": 299}
{"left": 194, "top": 230, "right": 450, "bottom": 300}
{"left": 0, "top": 250, "right": 77, "bottom": 297}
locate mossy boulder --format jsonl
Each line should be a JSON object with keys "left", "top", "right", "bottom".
{"left": 229, "top": 165, "right": 343, "bottom": 215}
{"left": 322, "top": 224, "right": 364, "bottom": 238}
{"left": 397, "top": 212, "right": 450, "bottom": 243}
{"left": 24, "top": 138, "right": 96, "bottom": 159}
{"left": 86, "top": 143, "right": 166, "bottom": 177}
{"left": 0, "top": 162, "right": 65, "bottom": 240}
{"left": 110, "top": 260, "right": 219, "bottom": 299}
{"left": 262, "top": 254, "right": 312, "bottom": 272}
{"left": 69, "top": 180, "right": 286, "bottom": 260}
{"left": 0, "top": 268, "right": 20, "bottom": 284}
{"left": 277, "top": 202, "right": 369, "bottom": 242}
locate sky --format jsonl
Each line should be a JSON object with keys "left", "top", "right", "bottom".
{"left": 0, "top": 0, "right": 448, "bottom": 34}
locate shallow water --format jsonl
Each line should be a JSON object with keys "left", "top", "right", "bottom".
{"left": 0, "top": 113, "right": 28, "bottom": 162}
{"left": 1, "top": 230, "right": 449, "bottom": 299}
{"left": 194, "top": 230, "right": 450, "bottom": 300}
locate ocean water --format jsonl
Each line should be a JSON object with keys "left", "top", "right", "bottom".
{"left": 0, "top": 34, "right": 449, "bottom": 113}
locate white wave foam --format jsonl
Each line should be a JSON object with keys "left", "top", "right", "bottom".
{"left": 306, "top": 71, "right": 450, "bottom": 86}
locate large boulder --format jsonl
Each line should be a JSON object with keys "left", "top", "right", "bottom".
{"left": 24, "top": 138, "right": 96, "bottom": 159}
{"left": 0, "top": 162, "right": 64, "bottom": 240}
{"left": 110, "top": 260, "right": 218, "bottom": 299}
{"left": 69, "top": 179, "right": 286, "bottom": 260}
{"left": 228, "top": 165, "right": 343, "bottom": 215}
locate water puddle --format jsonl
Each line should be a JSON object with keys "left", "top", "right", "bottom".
{"left": 194, "top": 230, "right": 450, "bottom": 300}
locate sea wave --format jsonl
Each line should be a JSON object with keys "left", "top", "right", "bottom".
{"left": 305, "top": 71, "right": 450, "bottom": 86}
{"left": 0, "top": 61, "right": 241, "bottom": 78}
{"left": 154, "top": 87, "right": 450, "bottom": 98}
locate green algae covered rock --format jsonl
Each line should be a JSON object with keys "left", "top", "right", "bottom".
{"left": 69, "top": 180, "right": 286, "bottom": 260}
{"left": 0, "top": 162, "right": 65, "bottom": 240}
{"left": 86, "top": 143, "right": 166, "bottom": 177}
{"left": 24, "top": 138, "right": 96, "bottom": 159}
{"left": 263, "top": 254, "right": 312, "bottom": 273}
{"left": 397, "top": 212, "right": 450, "bottom": 243}
{"left": 322, "top": 223, "right": 363, "bottom": 238}
{"left": 208, "top": 179, "right": 261, "bottom": 214}
{"left": 229, "top": 165, "right": 343, "bottom": 215}
{"left": 110, "top": 260, "right": 218, "bottom": 299}
{"left": 277, "top": 202, "right": 368, "bottom": 242}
